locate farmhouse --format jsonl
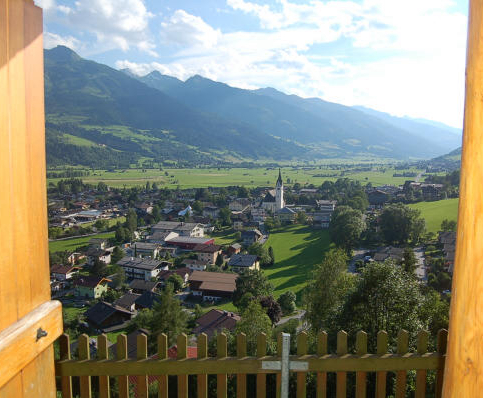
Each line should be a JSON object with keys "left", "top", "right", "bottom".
{"left": 74, "top": 276, "right": 111, "bottom": 299}
{"left": 128, "top": 279, "right": 160, "bottom": 294}
{"left": 242, "top": 229, "right": 263, "bottom": 246}
{"left": 193, "top": 244, "right": 222, "bottom": 264}
{"left": 117, "top": 257, "right": 169, "bottom": 281}
{"left": 228, "top": 254, "right": 260, "bottom": 273}
{"left": 50, "top": 265, "right": 80, "bottom": 280}
{"left": 189, "top": 271, "right": 238, "bottom": 301}
{"left": 85, "top": 301, "right": 135, "bottom": 331}
{"left": 165, "top": 236, "right": 215, "bottom": 250}
{"left": 193, "top": 309, "right": 241, "bottom": 338}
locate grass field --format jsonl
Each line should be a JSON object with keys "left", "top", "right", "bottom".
{"left": 409, "top": 198, "right": 459, "bottom": 233}
{"left": 49, "top": 231, "right": 115, "bottom": 252}
{"left": 264, "top": 224, "right": 332, "bottom": 301}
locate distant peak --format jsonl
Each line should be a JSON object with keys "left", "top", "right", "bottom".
{"left": 46, "top": 45, "right": 81, "bottom": 62}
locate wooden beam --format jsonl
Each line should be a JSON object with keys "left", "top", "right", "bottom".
{"left": 443, "top": 1, "right": 483, "bottom": 396}
{"left": 0, "top": 301, "right": 63, "bottom": 389}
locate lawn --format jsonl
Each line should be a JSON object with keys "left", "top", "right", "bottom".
{"left": 263, "top": 224, "right": 332, "bottom": 301}
{"left": 409, "top": 198, "right": 459, "bottom": 234}
{"left": 49, "top": 231, "right": 115, "bottom": 252}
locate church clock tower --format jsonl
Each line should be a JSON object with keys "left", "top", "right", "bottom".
{"left": 275, "top": 168, "right": 284, "bottom": 210}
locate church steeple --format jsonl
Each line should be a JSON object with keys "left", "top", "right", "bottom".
{"left": 276, "top": 168, "right": 283, "bottom": 187}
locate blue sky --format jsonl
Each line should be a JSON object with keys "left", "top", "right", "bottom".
{"left": 37, "top": 0, "right": 468, "bottom": 128}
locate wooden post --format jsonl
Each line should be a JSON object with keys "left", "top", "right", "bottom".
{"left": 443, "top": 1, "right": 483, "bottom": 395}
{"left": 0, "top": 0, "right": 62, "bottom": 397}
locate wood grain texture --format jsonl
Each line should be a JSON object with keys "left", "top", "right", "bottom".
{"left": 316, "top": 332, "right": 327, "bottom": 398}
{"left": 217, "top": 333, "right": 227, "bottom": 398}
{"left": 177, "top": 334, "right": 188, "bottom": 398}
{"left": 136, "top": 334, "right": 148, "bottom": 398}
{"left": 355, "top": 331, "right": 367, "bottom": 398}
{"left": 395, "top": 330, "right": 409, "bottom": 398}
{"left": 236, "top": 333, "right": 247, "bottom": 398}
{"left": 98, "top": 335, "right": 110, "bottom": 398}
{"left": 297, "top": 332, "right": 307, "bottom": 398}
{"left": 197, "top": 334, "right": 207, "bottom": 398}
{"left": 443, "top": 2, "right": 483, "bottom": 396}
{"left": 256, "top": 333, "right": 266, "bottom": 398}
{"left": 336, "top": 331, "right": 347, "bottom": 398}
{"left": 158, "top": 334, "right": 168, "bottom": 398}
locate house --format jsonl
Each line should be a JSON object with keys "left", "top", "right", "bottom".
{"left": 316, "top": 200, "right": 337, "bottom": 212}
{"left": 165, "top": 236, "right": 215, "bottom": 250}
{"left": 128, "top": 279, "right": 160, "bottom": 294}
{"left": 229, "top": 198, "right": 251, "bottom": 212}
{"left": 251, "top": 207, "right": 267, "bottom": 223}
{"left": 439, "top": 232, "right": 457, "bottom": 272}
{"left": 241, "top": 229, "right": 263, "bottom": 246}
{"left": 227, "top": 243, "right": 242, "bottom": 256}
{"left": 276, "top": 206, "right": 296, "bottom": 222}
{"left": 75, "top": 209, "right": 104, "bottom": 221}
{"left": 228, "top": 254, "right": 260, "bottom": 273}
{"left": 439, "top": 231, "right": 457, "bottom": 245}
{"left": 151, "top": 221, "right": 204, "bottom": 237}
{"left": 67, "top": 252, "right": 85, "bottom": 265}
{"left": 202, "top": 206, "right": 220, "bottom": 219}
{"left": 233, "top": 220, "right": 244, "bottom": 230}
{"left": 135, "top": 203, "right": 153, "bottom": 215}
{"left": 189, "top": 271, "right": 238, "bottom": 301}
{"left": 131, "top": 242, "right": 161, "bottom": 259}
{"left": 193, "top": 244, "right": 222, "bottom": 264}
{"left": 89, "top": 238, "right": 108, "bottom": 250}
{"left": 146, "top": 231, "right": 180, "bottom": 244}
{"left": 193, "top": 309, "right": 241, "bottom": 338}
{"left": 312, "top": 212, "right": 332, "bottom": 229}
{"left": 117, "top": 257, "right": 169, "bottom": 281}
{"left": 373, "top": 246, "right": 406, "bottom": 263}
{"left": 135, "top": 291, "right": 162, "bottom": 310}
{"left": 158, "top": 267, "right": 192, "bottom": 286}
{"left": 113, "top": 293, "right": 141, "bottom": 312}
{"left": 74, "top": 276, "right": 111, "bottom": 299}
{"left": 178, "top": 206, "right": 193, "bottom": 217}
{"left": 50, "top": 265, "right": 80, "bottom": 280}
{"left": 85, "top": 301, "right": 135, "bottom": 331}
{"left": 367, "top": 190, "right": 389, "bottom": 206}
{"left": 182, "top": 258, "right": 207, "bottom": 271}
{"left": 86, "top": 247, "right": 112, "bottom": 266}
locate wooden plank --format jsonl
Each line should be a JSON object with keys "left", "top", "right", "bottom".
{"left": 177, "top": 334, "right": 188, "bottom": 398}
{"left": 78, "top": 334, "right": 92, "bottom": 398}
{"left": 375, "top": 331, "right": 388, "bottom": 398}
{"left": 395, "top": 330, "right": 409, "bottom": 398}
{"left": 355, "top": 331, "right": 367, "bottom": 398}
{"left": 197, "top": 334, "right": 207, "bottom": 398}
{"left": 436, "top": 329, "right": 447, "bottom": 398}
{"left": 415, "top": 331, "right": 428, "bottom": 398}
{"left": 158, "top": 334, "right": 168, "bottom": 398}
{"left": 22, "top": 345, "right": 57, "bottom": 398}
{"left": 236, "top": 333, "right": 247, "bottom": 398}
{"left": 97, "top": 335, "right": 110, "bottom": 398}
{"left": 217, "top": 333, "right": 227, "bottom": 398}
{"left": 256, "top": 333, "right": 267, "bottom": 398}
{"left": 297, "top": 332, "right": 307, "bottom": 398}
{"left": 316, "top": 332, "right": 327, "bottom": 398}
{"left": 336, "top": 331, "right": 347, "bottom": 398}
{"left": 443, "top": 5, "right": 483, "bottom": 395}
{"left": 117, "top": 334, "right": 129, "bottom": 398}
{"left": 137, "top": 334, "right": 148, "bottom": 398}
{"left": 59, "top": 334, "right": 73, "bottom": 398}
{"left": 0, "top": 300, "right": 62, "bottom": 389}
{"left": 276, "top": 333, "right": 282, "bottom": 398}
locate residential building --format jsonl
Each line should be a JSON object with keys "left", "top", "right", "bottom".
{"left": 74, "top": 276, "right": 111, "bottom": 299}
{"left": 158, "top": 267, "right": 192, "bottom": 286}
{"left": 50, "top": 265, "right": 80, "bottom": 281}
{"left": 276, "top": 206, "right": 296, "bottom": 222}
{"left": 89, "top": 238, "right": 108, "bottom": 250}
{"left": 131, "top": 242, "right": 161, "bottom": 259}
{"left": 117, "top": 257, "right": 169, "bottom": 281}
{"left": 229, "top": 198, "right": 251, "bottom": 212}
{"left": 113, "top": 293, "right": 141, "bottom": 312}
{"left": 227, "top": 243, "right": 242, "bottom": 256}
{"left": 128, "top": 280, "right": 160, "bottom": 294}
{"left": 151, "top": 221, "right": 204, "bottom": 237}
{"left": 193, "top": 309, "right": 241, "bottom": 338}
{"left": 373, "top": 246, "right": 406, "bottom": 262}
{"left": 202, "top": 206, "right": 220, "bottom": 218}
{"left": 189, "top": 271, "right": 238, "bottom": 301}
{"left": 135, "top": 291, "right": 162, "bottom": 310}
{"left": 193, "top": 244, "right": 222, "bottom": 264}
{"left": 241, "top": 229, "right": 263, "bottom": 246}
{"left": 233, "top": 220, "right": 244, "bottom": 230}
{"left": 182, "top": 258, "right": 207, "bottom": 271}
{"left": 228, "top": 254, "right": 260, "bottom": 273}
{"left": 165, "top": 236, "right": 215, "bottom": 250}
{"left": 85, "top": 301, "right": 134, "bottom": 331}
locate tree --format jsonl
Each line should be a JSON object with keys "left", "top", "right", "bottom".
{"left": 152, "top": 205, "right": 161, "bottom": 222}
{"left": 305, "top": 249, "right": 353, "bottom": 332}
{"left": 233, "top": 269, "right": 274, "bottom": 307}
{"left": 260, "top": 295, "right": 282, "bottom": 324}
{"left": 235, "top": 301, "right": 272, "bottom": 354}
{"left": 248, "top": 242, "right": 271, "bottom": 266}
{"left": 215, "top": 253, "right": 224, "bottom": 267}
{"left": 268, "top": 246, "right": 275, "bottom": 266}
{"left": 278, "top": 291, "right": 296, "bottom": 315}
{"left": 125, "top": 208, "right": 138, "bottom": 233}
{"left": 167, "top": 273, "right": 184, "bottom": 292}
{"left": 111, "top": 246, "right": 125, "bottom": 264}
{"left": 237, "top": 186, "right": 249, "bottom": 198}
{"left": 111, "top": 266, "right": 126, "bottom": 289}
{"left": 400, "top": 247, "right": 417, "bottom": 275}
{"left": 380, "top": 204, "right": 426, "bottom": 244}
{"left": 441, "top": 219, "right": 457, "bottom": 232}
{"left": 336, "top": 260, "right": 424, "bottom": 349}
{"left": 115, "top": 226, "right": 127, "bottom": 243}
{"left": 219, "top": 207, "right": 232, "bottom": 226}
{"left": 91, "top": 258, "right": 108, "bottom": 277}
{"left": 94, "top": 219, "right": 109, "bottom": 231}
{"left": 329, "top": 206, "right": 365, "bottom": 251}
{"left": 296, "top": 211, "right": 307, "bottom": 224}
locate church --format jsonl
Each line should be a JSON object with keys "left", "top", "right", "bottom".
{"left": 261, "top": 170, "right": 295, "bottom": 219}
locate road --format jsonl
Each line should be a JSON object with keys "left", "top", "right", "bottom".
{"left": 349, "top": 248, "right": 369, "bottom": 273}
{"left": 414, "top": 246, "right": 427, "bottom": 281}
{"left": 276, "top": 310, "right": 306, "bottom": 327}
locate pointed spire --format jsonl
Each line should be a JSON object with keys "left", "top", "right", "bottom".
{"left": 276, "top": 168, "right": 283, "bottom": 186}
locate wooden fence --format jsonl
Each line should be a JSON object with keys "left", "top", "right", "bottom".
{"left": 55, "top": 329, "right": 447, "bottom": 398}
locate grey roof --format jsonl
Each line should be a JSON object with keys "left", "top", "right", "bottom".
{"left": 114, "top": 293, "right": 141, "bottom": 309}
{"left": 228, "top": 254, "right": 258, "bottom": 268}
{"left": 85, "top": 301, "right": 134, "bottom": 326}
{"left": 241, "top": 229, "right": 262, "bottom": 238}
{"left": 277, "top": 207, "right": 295, "bottom": 214}
{"left": 117, "top": 257, "right": 163, "bottom": 271}
{"left": 135, "top": 291, "right": 162, "bottom": 309}
{"left": 263, "top": 191, "right": 276, "bottom": 202}
{"left": 133, "top": 242, "right": 160, "bottom": 250}
{"left": 152, "top": 221, "right": 201, "bottom": 231}
{"left": 128, "top": 279, "right": 159, "bottom": 292}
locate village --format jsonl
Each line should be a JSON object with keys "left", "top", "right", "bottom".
{"left": 47, "top": 168, "right": 456, "bottom": 358}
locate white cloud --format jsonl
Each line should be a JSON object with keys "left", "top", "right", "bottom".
{"left": 160, "top": 10, "right": 221, "bottom": 48}
{"left": 43, "top": 32, "right": 81, "bottom": 50}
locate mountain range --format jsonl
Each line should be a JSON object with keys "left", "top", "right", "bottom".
{"left": 44, "top": 46, "right": 462, "bottom": 168}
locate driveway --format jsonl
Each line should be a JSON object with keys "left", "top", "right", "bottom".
{"left": 414, "top": 246, "right": 427, "bottom": 281}
{"left": 349, "top": 248, "right": 370, "bottom": 273}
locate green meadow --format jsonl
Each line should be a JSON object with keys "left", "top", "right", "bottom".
{"left": 409, "top": 198, "right": 459, "bottom": 234}
{"left": 47, "top": 166, "right": 423, "bottom": 189}
{"left": 49, "top": 231, "right": 115, "bottom": 253}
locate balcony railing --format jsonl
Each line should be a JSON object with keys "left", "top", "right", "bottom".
{"left": 55, "top": 329, "right": 447, "bottom": 398}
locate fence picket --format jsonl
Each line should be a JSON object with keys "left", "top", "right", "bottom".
{"left": 376, "top": 331, "right": 388, "bottom": 398}
{"left": 297, "top": 332, "right": 308, "bottom": 398}
{"left": 336, "top": 331, "right": 347, "bottom": 398}
{"left": 237, "top": 333, "right": 247, "bottom": 398}
{"left": 158, "top": 334, "right": 168, "bottom": 398}
{"left": 59, "top": 334, "right": 73, "bottom": 398}
{"left": 117, "top": 334, "right": 129, "bottom": 398}
{"left": 217, "top": 333, "right": 228, "bottom": 398}
{"left": 355, "top": 331, "right": 367, "bottom": 398}
{"left": 177, "top": 334, "right": 188, "bottom": 398}
{"left": 78, "top": 334, "right": 92, "bottom": 398}
{"left": 276, "top": 333, "right": 282, "bottom": 398}
{"left": 97, "top": 334, "right": 110, "bottom": 398}
{"left": 415, "top": 331, "right": 429, "bottom": 398}
{"left": 197, "top": 333, "right": 208, "bottom": 398}
{"left": 256, "top": 333, "right": 267, "bottom": 398}
{"left": 316, "top": 331, "right": 328, "bottom": 398}
{"left": 137, "top": 334, "right": 148, "bottom": 398}
{"left": 395, "top": 330, "right": 409, "bottom": 398}
{"left": 436, "top": 329, "right": 448, "bottom": 398}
